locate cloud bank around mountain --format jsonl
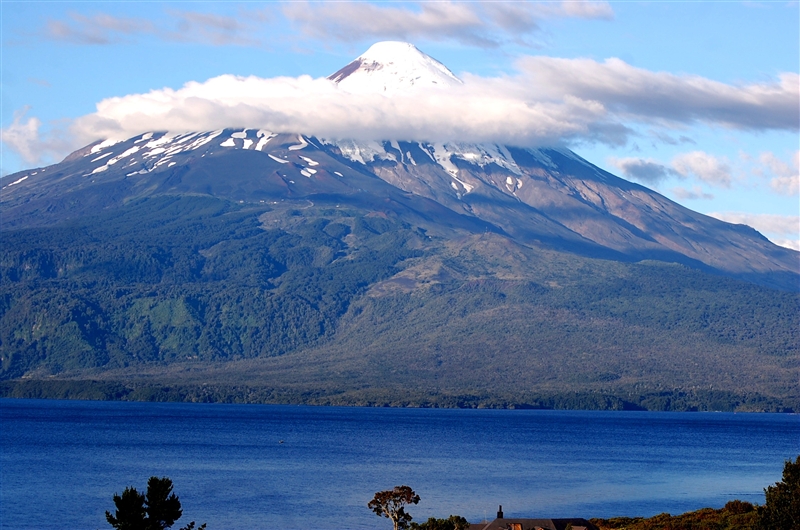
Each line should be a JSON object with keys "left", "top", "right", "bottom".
{"left": 67, "top": 72, "right": 613, "bottom": 147}
{"left": 6, "top": 55, "right": 796, "bottom": 169}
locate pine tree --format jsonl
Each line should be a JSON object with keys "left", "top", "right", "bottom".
{"left": 759, "top": 456, "right": 800, "bottom": 530}
{"left": 106, "top": 487, "right": 146, "bottom": 530}
{"left": 106, "top": 477, "right": 204, "bottom": 530}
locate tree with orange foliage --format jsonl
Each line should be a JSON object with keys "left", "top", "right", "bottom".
{"left": 369, "top": 486, "right": 421, "bottom": 530}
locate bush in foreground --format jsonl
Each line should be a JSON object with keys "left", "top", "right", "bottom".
{"left": 591, "top": 500, "right": 759, "bottom": 530}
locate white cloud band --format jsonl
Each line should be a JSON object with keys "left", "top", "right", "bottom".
{"left": 67, "top": 73, "right": 610, "bottom": 149}
{"left": 4, "top": 52, "right": 798, "bottom": 170}
{"left": 709, "top": 212, "right": 800, "bottom": 251}
{"left": 516, "top": 57, "right": 799, "bottom": 131}
{"left": 64, "top": 57, "right": 800, "bottom": 151}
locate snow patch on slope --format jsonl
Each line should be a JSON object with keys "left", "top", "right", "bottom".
{"left": 255, "top": 130, "right": 275, "bottom": 151}
{"left": 321, "top": 139, "right": 397, "bottom": 164}
{"left": 288, "top": 136, "right": 309, "bottom": 150}
{"left": 89, "top": 138, "right": 122, "bottom": 154}
{"left": 323, "top": 138, "right": 533, "bottom": 195}
{"left": 3, "top": 175, "right": 28, "bottom": 188}
{"left": 269, "top": 154, "right": 289, "bottom": 164}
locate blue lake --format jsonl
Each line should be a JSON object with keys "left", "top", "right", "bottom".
{"left": 1, "top": 399, "right": 798, "bottom": 529}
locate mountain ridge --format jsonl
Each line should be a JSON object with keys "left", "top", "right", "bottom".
{"left": 3, "top": 129, "right": 795, "bottom": 290}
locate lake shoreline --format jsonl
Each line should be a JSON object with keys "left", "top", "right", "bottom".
{"left": 1, "top": 377, "right": 796, "bottom": 412}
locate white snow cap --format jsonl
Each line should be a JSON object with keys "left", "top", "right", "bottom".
{"left": 329, "top": 41, "right": 462, "bottom": 95}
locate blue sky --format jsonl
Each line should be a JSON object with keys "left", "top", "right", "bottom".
{"left": 2, "top": 1, "right": 798, "bottom": 248}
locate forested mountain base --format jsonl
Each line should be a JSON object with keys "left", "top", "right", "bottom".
{"left": 2, "top": 195, "right": 798, "bottom": 411}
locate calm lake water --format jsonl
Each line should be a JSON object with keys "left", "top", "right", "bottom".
{"left": 1, "top": 399, "right": 798, "bottom": 530}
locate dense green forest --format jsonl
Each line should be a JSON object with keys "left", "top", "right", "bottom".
{"left": 1, "top": 378, "right": 796, "bottom": 412}
{"left": 1, "top": 195, "right": 798, "bottom": 411}
{"left": 1, "top": 196, "right": 423, "bottom": 373}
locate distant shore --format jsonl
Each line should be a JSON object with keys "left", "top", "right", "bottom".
{"left": 1, "top": 378, "right": 795, "bottom": 412}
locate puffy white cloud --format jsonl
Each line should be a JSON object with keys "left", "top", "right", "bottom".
{"left": 0, "top": 108, "right": 74, "bottom": 168}
{"left": 671, "top": 151, "right": 732, "bottom": 188}
{"left": 515, "top": 57, "right": 799, "bottom": 130}
{"left": 758, "top": 151, "right": 799, "bottom": 196}
{"left": 771, "top": 176, "right": 799, "bottom": 196}
{"left": 709, "top": 212, "right": 800, "bottom": 251}
{"left": 608, "top": 157, "right": 677, "bottom": 185}
{"left": 1, "top": 108, "right": 42, "bottom": 165}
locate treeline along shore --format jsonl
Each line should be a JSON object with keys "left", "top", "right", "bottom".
{"left": 1, "top": 379, "right": 796, "bottom": 412}
{"left": 102, "top": 458, "right": 800, "bottom": 530}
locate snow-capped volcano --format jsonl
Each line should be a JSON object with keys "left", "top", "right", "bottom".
{"left": 329, "top": 41, "right": 462, "bottom": 94}
{"left": 2, "top": 42, "right": 797, "bottom": 290}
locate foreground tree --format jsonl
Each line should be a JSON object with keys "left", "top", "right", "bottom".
{"left": 106, "top": 477, "right": 205, "bottom": 530}
{"left": 369, "top": 486, "right": 421, "bottom": 530}
{"left": 759, "top": 456, "right": 800, "bottom": 530}
{"left": 106, "top": 486, "right": 147, "bottom": 530}
{"left": 410, "top": 515, "right": 470, "bottom": 530}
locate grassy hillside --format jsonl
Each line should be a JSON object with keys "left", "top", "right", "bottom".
{"left": 1, "top": 195, "right": 797, "bottom": 410}
{"left": 591, "top": 500, "right": 760, "bottom": 530}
